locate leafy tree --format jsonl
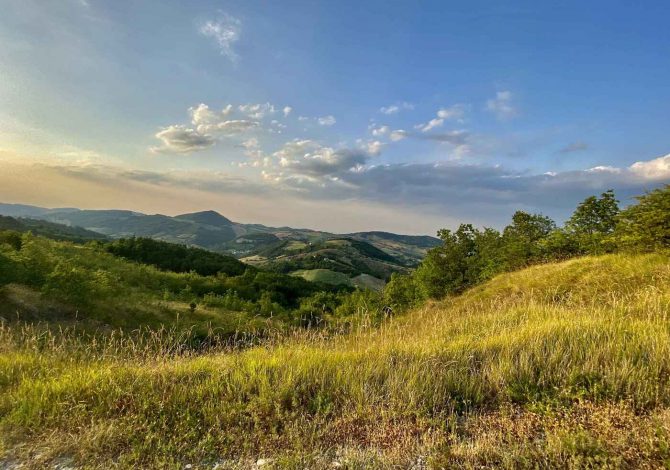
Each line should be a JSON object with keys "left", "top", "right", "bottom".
{"left": 415, "top": 224, "right": 479, "bottom": 298}
{"left": 539, "top": 228, "right": 579, "bottom": 259}
{"left": 0, "top": 230, "right": 23, "bottom": 251}
{"left": 614, "top": 185, "right": 670, "bottom": 250}
{"left": 469, "top": 227, "right": 504, "bottom": 282}
{"left": 501, "top": 211, "right": 556, "bottom": 269}
{"left": 383, "top": 273, "right": 425, "bottom": 312}
{"left": 296, "top": 291, "right": 342, "bottom": 326}
{"left": 566, "top": 190, "right": 619, "bottom": 254}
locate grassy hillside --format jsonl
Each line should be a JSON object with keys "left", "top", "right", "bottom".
{"left": 2, "top": 252, "right": 670, "bottom": 468}
{"left": 244, "top": 237, "right": 408, "bottom": 287}
{"left": 0, "top": 234, "right": 340, "bottom": 337}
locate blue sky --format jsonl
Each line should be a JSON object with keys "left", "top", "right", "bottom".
{"left": 0, "top": 0, "right": 669, "bottom": 234}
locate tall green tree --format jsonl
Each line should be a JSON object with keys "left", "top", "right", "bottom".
{"left": 615, "top": 185, "right": 670, "bottom": 250}
{"left": 502, "top": 211, "right": 556, "bottom": 269}
{"left": 415, "top": 224, "right": 479, "bottom": 298}
{"left": 566, "top": 190, "right": 619, "bottom": 254}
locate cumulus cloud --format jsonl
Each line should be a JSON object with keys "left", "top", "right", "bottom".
{"left": 150, "top": 125, "right": 216, "bottom": 154}
{"left": 272, "top": 139, "right": 375, "bottom": 178}
{"left": 198, "top": 13, "right": 241, "bottom": 62}
{"left": 153, "top": 102, "right": 277, "bottom": 153}
{"left": 317, "top": 115, "right": 336, "bottom": 126}
{"left": 189, "top": 103, "right": 234, "bottom": 133}
{"left": 629, "top": 154, "right": 670, "bottom": 180}
{"left": 380, "top": 102, "right": 414, "bottom": 115}
{"left": 486, "top": 90, "right": 518, "bottom": 120}
{"left": 559, "top": 141, "right": 590, "bottom": 154}
{"left": 283, "top": 106, "right": 292, "bottom": 117}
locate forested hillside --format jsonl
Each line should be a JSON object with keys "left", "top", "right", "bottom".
{"left": 0, "top": 204, "right": 439, "bottom": 287}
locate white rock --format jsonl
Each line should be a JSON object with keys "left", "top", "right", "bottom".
{"left": 256, "top": 458, "right": 274, "bottom": 467}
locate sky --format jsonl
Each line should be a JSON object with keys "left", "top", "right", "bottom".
{"left": 1, "top": 0, "right": 669, "bottom": 235}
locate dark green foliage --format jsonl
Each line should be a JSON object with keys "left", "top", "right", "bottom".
{"left": 294, "top": 292, "right": 344, "bottom": 327}
{"left": 415, "top": 213, "right": 557, "bottom": 298}
{"left": 0, "top": 230, "right": 23, "bottom": 251}
{"left": 501, "top": 211, "right": 556, "bottom": 270}
{"left": 344, "top": 238, "right": 399, "bottom": 263}
{"left": 614, "top": 185, "right": 670, "bottom": 250}
{"left": 565, "top": 190, "right": 619, "bottom": 254}
{"left": 106, "top": 237, "right": 246, "bottom": 276}
{"left": 382, "top": 273, "right": 425, "bottom": 312}
{"left": 411, "top": 187, "right": 669, "bottom": 301}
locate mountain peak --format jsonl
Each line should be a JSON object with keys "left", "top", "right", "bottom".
{"left": 174, "top": 210, "right": 233, "bottom": 227}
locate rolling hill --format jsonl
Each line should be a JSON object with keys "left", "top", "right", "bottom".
{"left": 0, "top": 203, "right": 440, "bottom": 287}
{"left": 2, "top": 252, "right": 670, "bottom": 467}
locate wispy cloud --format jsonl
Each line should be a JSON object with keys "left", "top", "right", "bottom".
{"left": 380, "top": 102, "right": 414, "bottom": 115}
{"left": 317, "top": 115, "right": 336, "bottom": 126}
{"left": 486, "top": 90, "right": 518, "bottom": 120}
{"left": 198, "top": 13, "right": 241, "bottom": 62}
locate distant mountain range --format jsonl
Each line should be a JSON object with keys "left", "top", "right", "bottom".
{"left": 0, "top": 203, "right": 441, "bottom": 288}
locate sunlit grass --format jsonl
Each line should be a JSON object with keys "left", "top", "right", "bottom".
{"left": 2, "top": 252, "right": 670, "bottom": 468}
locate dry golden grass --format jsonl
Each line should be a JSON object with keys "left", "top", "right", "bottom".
{"left": 2, "top": 252, "right": 670, "bottom": 468}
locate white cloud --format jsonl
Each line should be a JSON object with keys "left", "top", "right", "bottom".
{"left": 371, "top": 125, "right": 390, "bottom": 137}
{"left": 189, "top": 103, "right": 234, "bottom": 133}
{"left": 416, "top": 118, "right": 444, "bottom": 132}
{"left": 198, "top": 13, "right": 241, "bottom": 62}
{"left": 629, "top": 154, "right": 670, "bottom": 180}
{"left": 366, "top": 140, "right": 384, "bottom": 156}
{"left": 238, "top": 103, "right": 276, "bottom": 119}
{"left": 317, "top": 115, "right": 336, "bottom": 126}
{"left": 380, "top": 102, "right": 414, "bottom": 115}
{"left": 415, "top": 104, "right": 467, "bottom": 132}
{"left": 150, "top": 125, "right": 216, "bottom": 154}
{"left": 272, "top": 139, "right": 375, "bottom": 178}
{"left": 437, "top": 104, "right": 467, "bottom": 121}
{"left": 486, "top": 90, "right": 518, "bottom": 120}
{"left": 389, "top": 129, "right": 408, "bottom": 141}
{"left": 283, "top": 106, "right": 293, "bottom": 117}
{"left": 197, "top": 119, "right": 258, "bottom": 136}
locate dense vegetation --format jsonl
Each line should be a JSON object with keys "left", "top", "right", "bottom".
{"left": 0, "top": 233, "right": 353, "bottom": 336}
{"left": 384, "top": 185, "right": 670, "bottom": 312}
{"left": 106, "top": 237, "right": 247, "bottom": 277}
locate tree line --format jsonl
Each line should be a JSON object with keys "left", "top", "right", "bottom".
{"left": 382, "top": 185, "right": 670, "bottom": 311}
